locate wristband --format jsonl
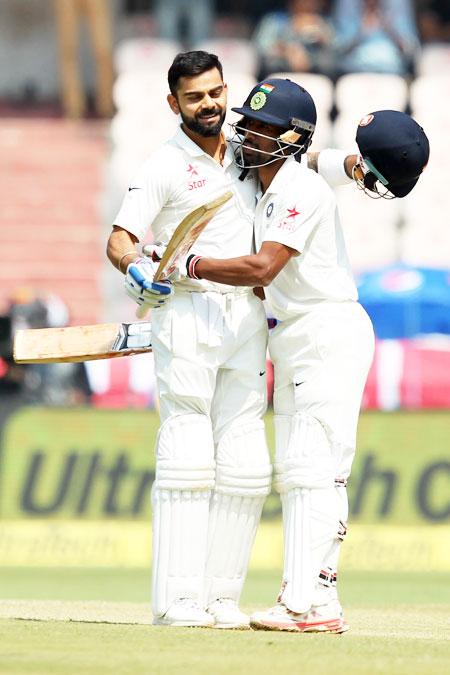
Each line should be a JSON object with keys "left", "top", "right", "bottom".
{"left": 186, "top": 254, "right": 203, "bottom": 279}
{"left": 317, "top": 148, "right": 353, "bottom": 187}
{"left": 119, "top": 250, "right": 137, "bottom": 273}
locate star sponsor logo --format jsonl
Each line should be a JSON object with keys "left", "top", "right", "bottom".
{"left": 275, "top": 205, "right": 301, "bottom": 231}
{"left": 286, "top": 206, "right": 300, "bottom": 219}
{"left": 187, "top": 163, "right": 199, "bottom": 176}
{"left": 186, "top": 163, "right": 206, "bottom": 191}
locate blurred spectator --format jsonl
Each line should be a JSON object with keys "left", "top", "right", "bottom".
{"left": 154, "top": 0, "right": 215, "bottom": 47}
{"left": 52, "top": 0, "right": 114, "bottom": 118}
{"left": 253, "top": 0, "right": 336, "bottom": 80}
{"left": 332, "top": 0, "right": 419, "bottom": 77}
{"left": 0, "top": 288, "right": 91, "bottom": 406}
{"left": 417, "top": 0, "right": 450, "bottom": 43}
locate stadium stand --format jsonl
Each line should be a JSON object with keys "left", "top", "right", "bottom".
{"left": 114, "top": 37, "right": 181, "bottom": 74}
{"left": 194, "top": 38, "right": 257, "bottom": 75}
{"left": 0, "top": 118, "right": 106, "bottom": 326}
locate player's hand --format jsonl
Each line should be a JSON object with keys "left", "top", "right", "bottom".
{"left": 124, "top": 257, "right": 172, "bottom": 311}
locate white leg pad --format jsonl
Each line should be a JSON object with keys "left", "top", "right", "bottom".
{"left": 152, "top": 414, "right": 215, "bottom": 617}
{"left": 314, "top": 478, "right": 349, "bottom": 605}
{"left": 204, "top": 421, "right": 272, "bottom": 605}
{"left": 274, "top": 414, "right": 340, "bottom": 613}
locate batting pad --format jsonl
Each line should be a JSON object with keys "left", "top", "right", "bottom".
{"left": 204, "top": 421, "right": 272, "bottom": 605}
{"left": 280, "top": 486, "right": 339, "bottom": 614}
{"left": 151, "top": 413, "right": 215, "bottom": 617}
{"left": 273, "top": 413, "right": 340, "bottom": 613}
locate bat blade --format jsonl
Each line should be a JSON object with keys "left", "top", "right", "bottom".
{"left": 13, "top": 322, "right": 152, "bottom": 364}
{"left": 135, "top": 189, "right": 233, "bottom": 319}
{"left": 154, "top": 190, "right": 233, "bottom": 281}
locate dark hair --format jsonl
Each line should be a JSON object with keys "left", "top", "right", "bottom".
{"left": 168, "top": 51, "right": 223, "bottom": 95}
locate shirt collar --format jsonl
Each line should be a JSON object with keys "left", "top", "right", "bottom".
{"left": 265, "top": 156, "right": 299, "bottom": 195}
{"left": 172, "top": 125, "right": 205, "bottom": 157}
{"left": 172, "top": 125, "right": 233, "bottom": 168}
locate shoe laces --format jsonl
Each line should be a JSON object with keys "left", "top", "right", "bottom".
{"left": 174, "top": 598, "right": 201, "bottom": 611}
{"left": 209, "top": 598, "right": 237, "bottom": 610}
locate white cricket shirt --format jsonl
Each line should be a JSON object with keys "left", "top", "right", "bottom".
{"left": 255, "top": 157, "right": 358, "bottom": 321}
{"left": 114, "top": 126, "right": 259, "bottom": 292}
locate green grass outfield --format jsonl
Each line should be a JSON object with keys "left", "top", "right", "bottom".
{"left": 0, "top": 568, "right": 449, "bottom": 675}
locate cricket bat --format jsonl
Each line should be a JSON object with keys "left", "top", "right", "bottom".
{"left": 13, "top": 191, "right": 232, "bottom": 363}
{"left": 136, "top": 190, "right": 233, "bottom": 318}
{"left": 13, "top": 322, "right": 153, "bottom": 364}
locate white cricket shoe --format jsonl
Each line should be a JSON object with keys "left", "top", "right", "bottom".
{"left": 153, "top": 598, "right": 215, "bottom": 627}
{"left": 207, "top": 598, "right": 250, "bottom": 630}
{"left": 250, "top": 601, "right": 349, "bottom": 633}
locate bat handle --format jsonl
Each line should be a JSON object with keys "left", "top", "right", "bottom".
{"left": 136, "top": 304, "right": 149, "bottom": 319}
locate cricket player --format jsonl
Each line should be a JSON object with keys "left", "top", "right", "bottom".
{"left": 106, "top": 52, "right": 373, "bottom": 629}
{"left": 175, "top": 83, "right": 430, "bottom": 632}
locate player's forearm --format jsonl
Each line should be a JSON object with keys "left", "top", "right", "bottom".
{"left": 308, "top": 150, "right": 357, "bottom": 186}
{"left": 196, "top": 255, "right": 273, "bottom": 287}
{"left": 107, "top": 226, "right": 139, "bottom": 273}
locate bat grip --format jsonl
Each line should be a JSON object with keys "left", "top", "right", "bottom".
{"left": 136, "top": 304, "right": 149, "bottom": 319}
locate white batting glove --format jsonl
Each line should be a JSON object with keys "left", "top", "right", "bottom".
{"left": 142, "top": 243, "right": 166, "bottom": 262}
{"left": 124, "top": 257, "right": 172, "bottom": 310}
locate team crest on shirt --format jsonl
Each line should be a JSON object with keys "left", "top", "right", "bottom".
{"left": 186, "top": 163, "right": 206, "bottom": 190}
{"left": 276, "top": 205, "right": 301, "bottom": 231}
{"left": 266, "top": 202, "right": 274, "bottom": 218}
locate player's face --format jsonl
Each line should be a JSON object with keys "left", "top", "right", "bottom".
{"left": 169, "top": 68, "right": 227, "bottom": 137}
{"left": 242, "top": 119, "right": 283, "bottom": 163}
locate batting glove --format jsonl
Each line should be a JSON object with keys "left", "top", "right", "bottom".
{"left": 124, "top": 257, "right": 172, "bottom": 310}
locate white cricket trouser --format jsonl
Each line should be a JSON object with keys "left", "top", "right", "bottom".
{"left": 270, "top": 301, "right": 374, "bottom": 472}
{"left": 269, "top": 301, "right": 374, "bottom": 612}
{"left": 150, "top": 288, "right": 270, "bottom": 616}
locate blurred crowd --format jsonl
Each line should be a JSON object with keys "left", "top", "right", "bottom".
{"left": 48, "top": 0, "right": 450, "bottom": 118}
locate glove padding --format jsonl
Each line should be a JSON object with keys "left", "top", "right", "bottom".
{"left": 124, "top": 257, "right": 172, "bottom": 309}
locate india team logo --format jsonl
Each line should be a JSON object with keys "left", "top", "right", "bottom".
{"left": 250, "top": 91, "right": 267, "bottom": 111}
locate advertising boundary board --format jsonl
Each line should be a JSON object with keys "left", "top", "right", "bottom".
{"left": 0, "top": 406, "right": 448, "bottom": 569}
{"left": 0, "top": 521, "right": 448, "bottom": 571}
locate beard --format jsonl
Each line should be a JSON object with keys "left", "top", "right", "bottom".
{"left": 180, "top": 107, "right": 226, "bottom": 137}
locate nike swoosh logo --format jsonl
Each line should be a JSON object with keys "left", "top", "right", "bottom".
{"left": 294, "top": 381, "right": 304, "bottom": 387}
{"left": 259, "top": 371, "right": 266, "bottom": 376}
{"left": 128, "top": 187, "right": 141, "bottom": 192}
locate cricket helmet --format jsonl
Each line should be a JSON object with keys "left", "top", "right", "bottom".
{"left": 355, "top": 110, "right": 430, "bottom": 198}
{"left": 230, "top": 78, "right": 317, "bottom": 168}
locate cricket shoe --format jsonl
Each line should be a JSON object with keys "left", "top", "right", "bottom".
{"left": 153, "top": 598, "right": 215, "bottom": 627}
{"left": 207, "top": 598, "right": 250, "bottom": 630}
{"left": 250, "top": 601, "right": 349, "bottom": 633}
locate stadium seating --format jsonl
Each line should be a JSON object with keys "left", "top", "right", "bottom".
{"left": 114, "top": 38, "right": 181, "bottom": 75}
{"left": 333, "top": 73, "right": 409, "bottom": 149}
{"left": 194, "top": 38, "right": 257, "bottom": 75}
{"left": 336, "top": 186, "right": 401, "bottom": 273}
{"left": 416, "top": 43, "right": 450, "bottom": 77}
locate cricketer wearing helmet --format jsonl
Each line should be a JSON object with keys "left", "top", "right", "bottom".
{"left": 180, "top": 80, "right": 429, "bottom": 632}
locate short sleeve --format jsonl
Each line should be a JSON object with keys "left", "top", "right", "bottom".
{"left": 113, "top": 154, "right": 171, "bottom": 241}
{"left": 263, "top": 178, "right": 332, "bottom": 253}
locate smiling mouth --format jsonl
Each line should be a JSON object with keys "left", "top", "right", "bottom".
{"left": 199, "top": 112, "right": 220, "bottom": 121}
